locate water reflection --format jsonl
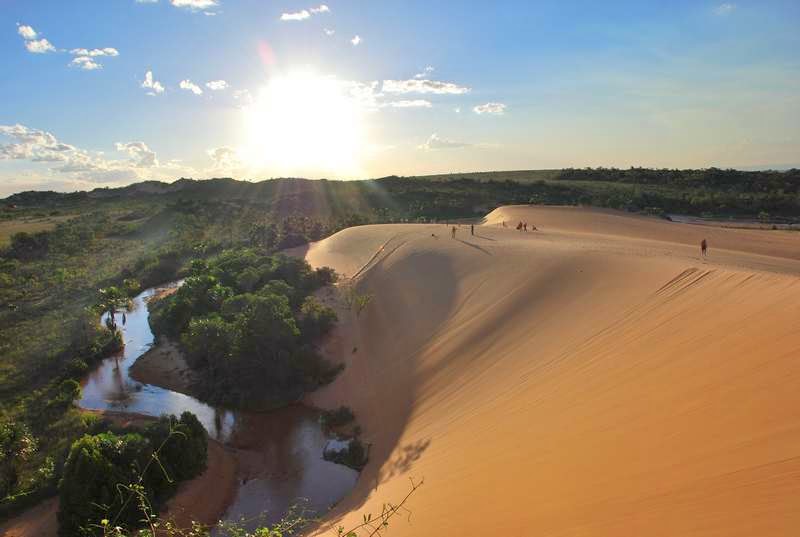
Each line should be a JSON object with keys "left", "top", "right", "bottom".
{"left": 77, "top": 282, "right": 358, "bottom": 526}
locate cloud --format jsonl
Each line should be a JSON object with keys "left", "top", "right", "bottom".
{"left": 141, "top": 70, "right": 165, "bottom": 95}
{"left": 115, "top": 141, "right": 158, "bottom": 167}
{"left": 454, "top": 107, "right": 461, "bottom": 113}
{"left": 17, "top": 24, "right": 37, "bottom": 40}
{"left": 205, "top": 80, "right": 229, "bottom": 91}
{"left": 388, "top": 99, "right": 432, "bottom": 108}
{"left": 180, "top": 79, "right": 203, "bottom": 95}
{"left": 24, "top": 38, "right": 56, "bottom": 54}
{"left": 0, "top": 123, "right": 202, "bottom": 190}
{"left": 324, "top": 28, "right": 335, "bottom": 36}
{"left": 281, "top": 5, "right": 329, "bottom": 21}
{"left": 714, "top": 3, "right": 735, "bottom": 15}
{"left": 414, "top": 66, "right": 435, "bottom": 79}
{"left": 170, "top": 0, "right": 218, "bottom": 10}
{"left": 70, "top": 56, "right": 102, "bottom": 70}
{"left": 16, "top": 23, "right": 56, "bottom": 54}
{"left": 207, "top": 146, "right": 241, "bottom": 169}
{"left": 69, "top": 48, "right": 119, "bottom": 57}
{"left": 418, "top": 133, "right": 471, "bottom": 151}
{"left": 382, "top": 79, "right": 470, "bottom": 95}
{"left": 473, "top": 102, "right": 507, "bottom": 115}
{"left": 351, "top": 35, "right": 362, "bottom": 46}
{"left": 135, "top": 0, "right": 159, "bottom": 3}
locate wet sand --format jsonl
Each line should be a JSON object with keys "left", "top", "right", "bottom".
{"left": 129, "top": 338, "right": 198, "bottom": 397}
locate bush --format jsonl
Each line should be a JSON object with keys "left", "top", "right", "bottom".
{"left": 58, "top": 432, "right": 153, "bottom": 536}
{"left": 57, "top": 412, "right": 208, "bottom": 536}
{"left": 320, "top": 406, "right": 355, "bottom": 430}
{"left": 299, "top": 297, "right": 338, "bottom": 341}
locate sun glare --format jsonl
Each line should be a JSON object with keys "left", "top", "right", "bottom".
{"left": 242, "top": 71, "right": 365, "bottom": 177}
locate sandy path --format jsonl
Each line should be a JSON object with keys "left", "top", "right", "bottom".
{"left": 302, "top": 207, "right": 800, "bottom": 537}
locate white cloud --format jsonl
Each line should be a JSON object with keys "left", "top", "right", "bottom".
{"left": 454, "top": 107, "right": 461, "bottom": 113}
{"left": 388, "top": 99, "right": 432, "bottom": 108}
{"left": 135, "top": 0, "right": 159, "bottom": 3}
{"left": 207, "top": 146, "right": 241, "bottom": 169}
{"left": 414, "top": 66, "right": 435, "bottom": 79}
{"left": 382, "top": 79, "right": 470, "bottom": 95}
{"left": 351, "top": 35, "right": 362, "bottom": 46}
{"left": 24, "top": 38, "right": 56, "bottom": 54}
{"left": 170, "top": 0, "right": 218, "bottom": 11}
{"left": 180, "top": 79, "right": 203, "bottom": 95}
{"left": 282, "top": 9, "right": 310, "bottom": 21}
{"left": 324, "top": 28, "right": 335, "bottom": 36}
{"left": 16, "top": 23, "right": 56, "bottom": 54}
{"left": 418, "top": 133, "right": 471, "bottom": 151}
{"left": 70, "top": 56, "right": 102, "bottom": 70}
{"left": 0, "top": 123, "right": 201, "bottom": 189}
{"left": 473, "top": 102, "right": 507, "bottom": 115}
{"left": 69, "top": 48, "right": 119, "bottom": 57}
{"left": 17, "top": 24, "right": 37, "bottom": 40}
{"left": 115, "top": 141, "right": 158, "bottom": 167}
{"left": 141, "top": 70, "right": 165, "bottom": 95}
{"left": 205, "top": 79, "right": 229, "bottom": 91}
{"left": 714, "top": 3, "right": 735, "bottom": 15}
{"left": 281, "top": 4, "right": 329, "bottom": 20}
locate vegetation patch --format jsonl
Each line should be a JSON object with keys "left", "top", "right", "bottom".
{"left": 149, "top": 248, "right": 341, "bottom": 409}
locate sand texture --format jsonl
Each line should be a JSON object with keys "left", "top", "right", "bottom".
{"left": 301, "top": 206, "right": 800, "bottom": 537}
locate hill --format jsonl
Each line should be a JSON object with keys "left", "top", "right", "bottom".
{"left": 299, "top": 206, "right": 800, "bottom": 536}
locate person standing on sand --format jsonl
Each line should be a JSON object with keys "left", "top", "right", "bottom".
{"left": 452, "top": 226, "right": 457, "bottom": 239}
{"left": 523, "top": 222, "right": 528, "bottom": 232}
{"left": 471, "top": 224, "right": 474, "bottom": 236}
{"left": 701, "top": 239, "right": 708, "bottom": 258}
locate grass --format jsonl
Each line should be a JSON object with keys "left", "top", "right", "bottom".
{"left": 0, "top": 215, "right": 73, "bottom": 247}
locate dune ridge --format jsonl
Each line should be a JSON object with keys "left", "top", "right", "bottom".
{"left": 303, "top": 206, "right": 800, "bottom": 536}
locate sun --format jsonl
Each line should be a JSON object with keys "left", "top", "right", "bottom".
{"left": 241, "top": 71, "right": 366, "bottom": 177}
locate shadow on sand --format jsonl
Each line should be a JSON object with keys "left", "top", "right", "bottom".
{"left": 456, "top": 238, "right": 492, "bottom": 256}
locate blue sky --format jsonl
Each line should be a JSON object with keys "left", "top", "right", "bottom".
{"left": 1, "top": 0, "right": 798, "bottom": 195}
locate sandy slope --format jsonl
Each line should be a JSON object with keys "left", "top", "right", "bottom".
{"left": 303, "top": 206, "right": 800, "bottom": 536}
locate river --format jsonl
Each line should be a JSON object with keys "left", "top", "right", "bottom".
{"left": 78, "top": 282, "right": 358, "bottom": 529}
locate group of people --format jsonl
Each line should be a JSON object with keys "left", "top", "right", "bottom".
{"left": 515, "top": 221, "right": 536, "bottom": 232}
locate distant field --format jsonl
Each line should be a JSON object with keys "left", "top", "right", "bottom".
{"left": 411, "top": 169, "right": 564, "bottom": 182}
{"left": 0, "top": 215, "right": 73, "bottom": 247}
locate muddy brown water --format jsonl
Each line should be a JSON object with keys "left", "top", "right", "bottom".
{"left": 78, "top": 282, "right": 358, "bottom": 529}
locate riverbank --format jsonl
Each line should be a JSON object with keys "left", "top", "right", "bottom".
{"left": 129, "top": 338, "right": 198, "bottom": 397}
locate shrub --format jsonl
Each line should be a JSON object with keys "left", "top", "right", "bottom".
{"left": 58, "top": 432, "right": 153, "bottom": 536}
{"left": 320, "top": 406, "right": 355, "bottom": 430}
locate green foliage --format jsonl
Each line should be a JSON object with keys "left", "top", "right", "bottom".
{"left": 153, "top": 248, "right": 339, "bottom": 409}
{"left": 299, "top": 297, "right": 338, "bottom": 341}
{"left": 58, "top": 413, "right": 208, "bottom": 536}
{"left": 319, "top": 406, "right": 355, "bottom": 430}
{"left": 58, "top": 432, "right": 153, "bottom": 536}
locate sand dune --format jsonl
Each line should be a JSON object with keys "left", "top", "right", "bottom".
{"left": 304, "top": 206, "right": 800, "bottom": 536}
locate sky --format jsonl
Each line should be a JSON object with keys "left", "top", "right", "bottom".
{"left": 1, "top": 0, "right": 799, "bottom": 196}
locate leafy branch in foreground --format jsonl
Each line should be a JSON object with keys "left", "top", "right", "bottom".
{"left": 337, "top": 477, "right": 424, "bottom": 537}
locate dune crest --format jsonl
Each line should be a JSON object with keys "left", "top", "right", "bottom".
{"left": 304, "top": 206, "right": 800, "bottom": 536}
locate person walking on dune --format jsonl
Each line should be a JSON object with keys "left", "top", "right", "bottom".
{"left": 471, "top": 224, "right": 474, "bottom": 236}
{"left": 701, "top": 238, "right": 708, "bottom": 258}
{"left": 451, "top": 226, "right": 457, "bottom": 239}
{"left": 523, "top": 222, "right": 528, "bottom": 232}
